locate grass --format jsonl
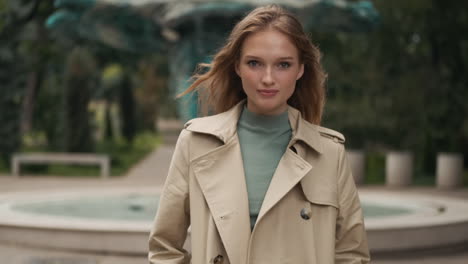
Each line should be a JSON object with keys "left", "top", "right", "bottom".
{"left": 0, "top": 132, "right": 160, "bottom": 177}
{"left": 364, "top": 151, "right": 386, "bottom": 184}
{"left": 0, "top": 159, "right": 6, "bottom": 174}
{"left": 464, "top": 170, "right": 468, "bottom": 186}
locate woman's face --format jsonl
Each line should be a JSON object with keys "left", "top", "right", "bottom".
{"left": 236, "top": 29, "right": 304, "bottom": 116}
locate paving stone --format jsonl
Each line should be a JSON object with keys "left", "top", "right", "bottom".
{"left": 24, "top": 257, "right": 97, "bottom": 264}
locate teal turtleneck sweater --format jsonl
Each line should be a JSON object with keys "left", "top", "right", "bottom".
{"left": 237, "top": 106, "right": 292, "bottom": 230}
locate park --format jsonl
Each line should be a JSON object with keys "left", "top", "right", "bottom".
{"left": 1, "top": 0, "right": 467, "bottom": 263}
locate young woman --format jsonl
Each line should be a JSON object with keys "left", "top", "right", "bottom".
{"left": 149, "top": 5, "right": 370, "bottom": 264}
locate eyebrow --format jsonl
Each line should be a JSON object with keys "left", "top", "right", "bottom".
{"left": 243, "top": 55, "right": 295, "bottom": 60}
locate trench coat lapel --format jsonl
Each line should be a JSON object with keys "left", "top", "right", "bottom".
{"left": 192, "top": 137, "right": 251, "bottom": 264}
{"left": 256, "top": 107, "right": 322, "bottom": 226}
{"left": 255, "top": 149, "right": 313, "bottom": 226}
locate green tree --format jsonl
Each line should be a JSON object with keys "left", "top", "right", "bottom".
{"left": 64, "top": 46, "right": 97, "bottom": 152}
{"left": 0, "top": 0, "right": 48, "bottom": 162}
{"left": 320, "top": 0, "right": 468, "bottom": 176}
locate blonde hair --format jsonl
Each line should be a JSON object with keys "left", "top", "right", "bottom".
{"left": 180, "top": 5, "right": 327, "bottom": 124}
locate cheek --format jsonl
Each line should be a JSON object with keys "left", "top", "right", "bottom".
{"left": 239, "top": 69, "right": 258, "bottom": 87}
{"left": 279, "top": 72, "right": 300, "bottom": 89}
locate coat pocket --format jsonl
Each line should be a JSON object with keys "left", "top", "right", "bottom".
{"left": 299, "top": 180, "right": 339, "bottom": 209}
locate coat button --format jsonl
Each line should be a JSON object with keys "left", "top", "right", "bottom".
{"left": 212, "top": 255, "right": 223, "bottom": 264}
{"left": 300, "top": 208, "right": 311, "bottom": 220}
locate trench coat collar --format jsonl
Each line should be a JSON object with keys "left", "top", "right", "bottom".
{"left": 184, "top": 100, "right": 324, "bottom": 154}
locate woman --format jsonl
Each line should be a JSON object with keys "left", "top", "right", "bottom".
{"left": 149, "top": 5, "right": 370, "bottom": 264}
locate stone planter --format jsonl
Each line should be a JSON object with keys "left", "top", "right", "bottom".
{"left": 436, "top": 152, "right": 464, "bottom": 189}
{"left": 346, "top": 150, "right": 366, "bottom": 185}
{"left": 386, "top": 151, "right": 413, "bottom": 187}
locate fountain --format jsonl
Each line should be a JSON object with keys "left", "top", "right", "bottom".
{"left": 1, "top": 187, "right": 468, "bottom": 255}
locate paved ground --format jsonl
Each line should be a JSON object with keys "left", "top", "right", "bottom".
{"left": 1, "top": 139, "right": 467, "bottom": 264}
{"left": 0, "top": 144, "right": 175, "bottom": 264}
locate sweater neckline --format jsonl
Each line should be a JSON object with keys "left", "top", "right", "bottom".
{"left": 239, "top": 105, "right": 290, "bottom": 130}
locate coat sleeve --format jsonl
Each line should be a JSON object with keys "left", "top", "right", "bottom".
{"left": 148, "top": 129, "right": 191, "bottom": 264}
{"left": 335, "top": 144, "right": 371, "bottom": 264}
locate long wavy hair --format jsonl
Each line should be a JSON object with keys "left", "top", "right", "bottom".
{"left": 179, "top": 4, "right": 327, "bottom": 124}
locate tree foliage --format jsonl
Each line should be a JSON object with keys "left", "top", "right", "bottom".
{"left": 1, "top": 0, "right": 466, "bottom": 177}
{"left": 64, "top": 46, "right": 97, "bottom": 152}
{"left": 0, "top": 0, "right": 45, "bottom": 161}
{"left": 320, "top": 0, "right": 468, "bottom": 173}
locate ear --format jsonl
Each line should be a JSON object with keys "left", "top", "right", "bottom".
{"left": 296, "top": 63, "right": 304, "bottom": 80}
{"left": 235, "top": 60, "right": 241, "bottom": 77}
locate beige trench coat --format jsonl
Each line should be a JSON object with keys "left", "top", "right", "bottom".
{"left": 149, "top": 101, "right": 370, "bottom": 264}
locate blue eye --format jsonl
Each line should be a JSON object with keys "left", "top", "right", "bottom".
{"left": 247, "top": 60, "right": 260, "bottom": 67}
{"left": 279, "top": 62, "right": 291, "bottom": 68}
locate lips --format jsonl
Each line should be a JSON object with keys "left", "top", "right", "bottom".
{"left": 258, "top": 89, "right": 278, "bottom": 97}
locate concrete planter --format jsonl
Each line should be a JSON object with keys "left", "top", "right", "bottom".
{"left": 436, "top": 152, "right": 464, "bottom": 189}
{"left": 385, "top": 151, "right": 413, "bottom": 187}
{"left": 347, "top": 150, "right": 366, "bottom": 185}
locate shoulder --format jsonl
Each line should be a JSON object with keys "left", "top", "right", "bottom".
{"left": 309, "top": 124, "right": 346, "bottom": 157}
{"left": 183, "top": 115, "right": 220, "bottom": 130}
{"left": 315, "top": 126, "right": 345, "bottom": 144}
{"left": 180, "top": 112, "right": 236, "bottom": 147}
{"left": 181, "top": 106, "right": 241, "bottom": 143}
{"left": 182, "top": 114, "right": 228, "bottom": 140}
{"left": 182, "top": 106, "right": 238, "bottom": 131}
{"left": 298, "top": 117, "right": 345, "bottom": 145}
{"left": 183, "top": 101, "right": 244, "bottom": 131}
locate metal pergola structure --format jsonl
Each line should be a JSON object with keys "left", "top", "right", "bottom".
{"left": 46, "top": 0, "right": 379, "bottom": 120}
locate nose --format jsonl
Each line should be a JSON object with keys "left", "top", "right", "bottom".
{"left": 261, "top": 67, "right": 275, "bottom": 86}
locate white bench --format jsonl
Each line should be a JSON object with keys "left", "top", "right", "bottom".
{"left": 11, "top": 153, "right": 110, "bottom": 178}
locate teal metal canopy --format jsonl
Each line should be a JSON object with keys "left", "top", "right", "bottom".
{"left": 46, "top": 0, "right": 379, "bottom": 53}
{"left": 47, "top": 0, "right": 167, "bottom": 53}
{"left": 46, "top": 0, "right": 380, "bottom": 120}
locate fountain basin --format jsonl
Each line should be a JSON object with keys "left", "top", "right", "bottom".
{"left": 0, "top": 188, "right": 160, "bottom": 254}
{"left": 1, "top": 187, "right": 467, "bottom": 255}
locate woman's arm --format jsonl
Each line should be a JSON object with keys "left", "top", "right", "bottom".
{"left": 335, "top": 145, "right": 371, "bottom": 264}
{"left": 148, "top": 130, "right": 191, "bottom": 264}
